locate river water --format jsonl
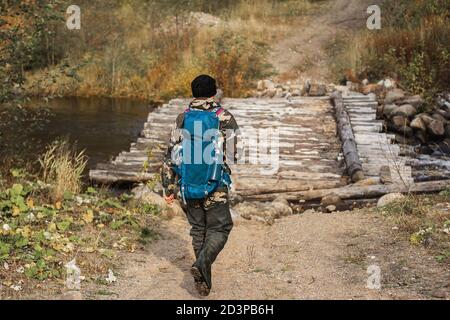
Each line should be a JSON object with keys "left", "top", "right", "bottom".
{"left": 0, "top": 97, "right": 155, "bottom": 171}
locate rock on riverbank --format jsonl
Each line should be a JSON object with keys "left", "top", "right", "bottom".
{"left": 254, "top": 79, "right": 331, "bottom": 98}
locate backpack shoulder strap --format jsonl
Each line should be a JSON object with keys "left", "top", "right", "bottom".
{"left": 215, "top": 107, "right": 224, "bottom": 116}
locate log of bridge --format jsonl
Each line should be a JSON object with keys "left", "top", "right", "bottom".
{"left": 90, "top": 97, "right": 345, "bottom": 195}
{"left": 331, "top": 91, "right": 364, "bottom": 182}
{"left": 245, "top": 179, "right": 450, "bottom": 202}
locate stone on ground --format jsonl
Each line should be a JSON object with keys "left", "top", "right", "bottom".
{"left": 410, "top": 117, "right": 426, "bottom": 131}
{"left": 384, "top": 88, "right": 406, "bottom": 104}
{"left": 132, "top": 185, "right": 184, "bottom": 218}
{"left": 377, "top": 193, "right": 405, "bottom": 208}
{"left": 396, "top": 95, "right": 424, "bottom": 109}
{"left": 427, "top": 119, "right": 445, "bottom": 136}
{"left": 233, "top": 196, "right": 293, "bottom": 224}
{"left": 392, "top": 104, "right": 417, "bottom": 118}
{"left": 383, "top": 104, "right": 398, "bottom": 117}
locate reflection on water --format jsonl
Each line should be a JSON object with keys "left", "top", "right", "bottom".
{"left": 26, "top": 97, "right": 154, "bottom": 169}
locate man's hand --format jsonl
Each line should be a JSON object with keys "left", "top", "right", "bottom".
{"left": 164, "top": 194, "right": 175, "bottom": 206}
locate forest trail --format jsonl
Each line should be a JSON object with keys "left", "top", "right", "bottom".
{"left": 87, "top": 210, "right": 447, "bottom": 300}
{"left": 270, "top": 0, "right": 380, "bottom": 82}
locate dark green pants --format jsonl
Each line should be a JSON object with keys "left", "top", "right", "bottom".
{"left": 185, "top": 189, "right": 233, "bottom": 289}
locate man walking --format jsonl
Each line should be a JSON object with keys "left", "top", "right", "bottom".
{"left": 161, "top": 75, "right": 239, "bottom": 296}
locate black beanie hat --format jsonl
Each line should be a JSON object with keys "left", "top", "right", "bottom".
{"left": 191, "top": 74, "right": 217, "bottom": 98}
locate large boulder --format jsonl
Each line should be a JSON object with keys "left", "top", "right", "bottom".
{"left": 418, "top": 113, "right": 434, "bottom": 125}
{"left": 432, "top": 112, "right": 447, "bottom": 123}
{"left": 384, "top": 88, "right": 405, "bottom": 104}
{"left": 427, "top": 119, "right": 445, "bottom": 136}
{"left": 388, "top": 115, "right": 413, "bottom": 136}
{"left": 410, "top": 116, "right": 426, "bottom": 131}
{"left": 383, "top": 104, "right": 398, "bottom": 118}
{"left": 392, "top": 104, "right": 417, "bottom": 118}
{"left": 396, "top": 95, "right": 424, "bottom": 109}
{"left": 391, "top": 115, "right": 410, "bottom": 127}
{"left": 435, "top": 109, "right": 450, "bottom": 121}
{"left": 377, "top": 193, "right": 405, "bottom": 208}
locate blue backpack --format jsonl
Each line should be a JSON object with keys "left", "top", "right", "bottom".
{"left": 172, "top": 106, "right": 231, "bottom": 201}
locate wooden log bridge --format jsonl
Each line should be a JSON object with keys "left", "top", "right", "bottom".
{"left": 89, "top": 93, "right": 450, "bottom": 201}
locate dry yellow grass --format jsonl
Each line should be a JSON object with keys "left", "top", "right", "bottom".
{"left": 24, "top": 0, "right": 319, "bottom": 101}
{"left": 39, "top": 140, "right": 87, "bottom": 202}
{"left": 331, "top": 0, "right": 450, "bottom": 95}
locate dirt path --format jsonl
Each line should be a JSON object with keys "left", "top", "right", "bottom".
{"left": 270, "top": 0, "right": 381, "bottom": 82}
{"left": 85, "top": 209, "right": 448, "bottom": 300}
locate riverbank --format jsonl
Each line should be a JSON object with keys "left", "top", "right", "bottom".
{"left": 0, "top": 144, "right": 178, "bottom": 298}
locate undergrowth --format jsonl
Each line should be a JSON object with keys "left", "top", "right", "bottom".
{"left": 378, "top": 191, "right": 450, "bottom": 264}
{"left": 0, "top": 144, "right": 163, "bottom": 297}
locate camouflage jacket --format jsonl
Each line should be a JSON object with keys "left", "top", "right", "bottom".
{"left": 160, "top": 97, "right": 239, "bottom": 197}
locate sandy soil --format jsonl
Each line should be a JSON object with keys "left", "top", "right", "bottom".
{"left": 83, "top": 209, "right": 449, "bottom": 300}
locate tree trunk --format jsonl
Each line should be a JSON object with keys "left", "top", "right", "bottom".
{"left": 331, "top": 91, "right": 364, "bottom": 182}
{"left": 243, "top": 179, "right": 450, "bottom": 202}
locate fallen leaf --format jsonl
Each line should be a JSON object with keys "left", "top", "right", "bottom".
{"left": 47, "top": 222, "right": 57, "bottom": 232}
{"left": 82, "top": 209, "right": 94, "bottom": 224}
{"left": 26, "top": 198, "right": 34, "bottom": 209}
{"left": 12, "top": 206, "right": 20, "bottom": 216}
{"left": 105, "top": 269, "right": 117, "bottom": 284}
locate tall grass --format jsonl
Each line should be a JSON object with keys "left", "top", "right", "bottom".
{"left": 24, "top": 0, "right": 319, "bottom": 101}
{"left": 331, "top": 0, "right": 450, "bottom": 97}
{"left": 39, "top": 140, "right": 87, "bottom": 201}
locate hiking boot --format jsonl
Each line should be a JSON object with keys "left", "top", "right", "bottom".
{"left": 190, "top": 266, "right": 210, "bottom": 296}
